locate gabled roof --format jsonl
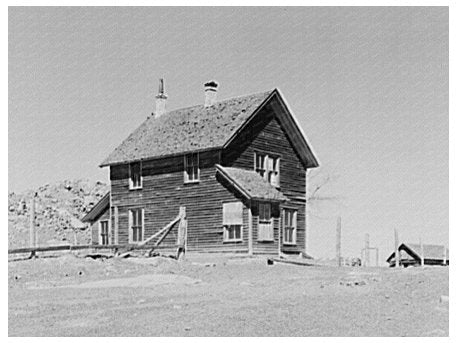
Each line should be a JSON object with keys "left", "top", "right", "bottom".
{"left": 81, "top": 192, "right": 110, "bottom": 222}
{"left": 216, "top": 165, "right": 288, "bottom": 202}
{"left": 100, "top": 88, "right": 319, "bottom": 168}
{"left": 100, "top": 90, "right": 274, "bottom": 166}
{"left": 386, "top": 243, "right": 449, "bottom": 262}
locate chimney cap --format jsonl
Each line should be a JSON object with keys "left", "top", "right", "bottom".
{"left": 204, "top": 80, "right": 219, "bottom": 89}
{"left": 156, "top": 78, "right": 167, "bottom": 99}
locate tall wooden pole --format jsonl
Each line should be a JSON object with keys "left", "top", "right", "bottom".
{"left": 29, "top": 193, "right": 36, "bottom": 248}
{"left": 394, "top": 229, "right": 399, "bottom": 268}
{"left": 365, "top": 233, "right": 370, "bottom": 267}
{"left": 443, "top": 245, "right": 447, "bottom": 265}
{"left": 420, "top": 238, "right": 424, "bottom": 267}
{"left": 336, "top": 216, "right": 341, "bottom": 267}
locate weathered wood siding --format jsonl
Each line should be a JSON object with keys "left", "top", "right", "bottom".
{"left": 223, "top": 103, "right": 308, "bottom": 254}
{"left": 110, "top": 150, "right": 250, "bottom": 253}
{"left": 89, "top": 208, "right": 110, "bottom": 245}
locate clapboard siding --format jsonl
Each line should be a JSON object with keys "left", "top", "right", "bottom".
{"left": 107, "top": 103, "right": 310, "bottom": 255}
{"left": 90, "top": 209, "right": 110, "bottom": 245}
{"left": 110, "top": 150, "right": 249, "bottom": 253}
{"left": 223, "top": 104, "right": 308, "bottom": 254}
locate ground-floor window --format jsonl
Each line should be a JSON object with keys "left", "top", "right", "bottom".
{"left": 283, "top": 209, "right": 297, "bottom": 244}
{"left": 225, "top": 225, "right": 242, "bottom": 241}
{"left": 129, "top": 208, "right": 144, "bottom": 243}
{"left": 223, "top": 202, "right": 243, "bottom": 242}
{"left": 258, "top": 202, "right": 273, "bottom": 241}
{"left": 99, "top": 220, "right": 109, "bottom": 245}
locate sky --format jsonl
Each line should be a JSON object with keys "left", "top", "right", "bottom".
{"left": 8, "top": 7, "right": 448, "bottom": 260}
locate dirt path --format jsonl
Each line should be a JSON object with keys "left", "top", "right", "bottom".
{"left": 8, "top": 254, "right": 449, "bottom": 336}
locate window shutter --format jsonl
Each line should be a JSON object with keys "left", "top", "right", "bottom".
{"left": 98, "top": 221, "right": 102, "bottom": 245}
{"left": 128, "top": 210, "right": 133, "bottom": 243}
{"left": 196, "top": 153, "right": 200, "bottom": 181}
{"left": 183, "top": 155, "right": 188, "bottom": 182}
{"left": 223, "top": 202, "right": 243, "bottom": 225}
{"left": 128, "top": 165, "right": 133, "bottom": 189}
{"left": 293, "top": 211, "right": 297, "bottom": 243}
{"left": 275, "top": 157, "right": 280, "bottom": 187}
{"left": 141, "top": 208, "right": 145, "bottom": 242}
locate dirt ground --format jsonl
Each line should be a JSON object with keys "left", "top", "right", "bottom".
{"left": 8, "top": 252, "right": 449, "bottom": 337}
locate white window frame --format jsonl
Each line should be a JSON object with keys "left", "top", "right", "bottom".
{"left": 129, "top": 161, "right": 143, "bottom": 190}
{"left": 257, "top": 202, "right": 273, "bottom": 241}
{"left": 128, "top": 208, "right": 144, "bottom": 243}
{"left": 283, "top": 208, "right": 297, "bottom": 245}
{"left": 224, "top": 225, "right": 243, "bottom": 242}
{"left": 99, "top": 220, "right": 109, "bottom": 245}
{"left": 184, "top": 153, "right": 200, "bottom": 183}
{"left": 254, "top": 152, "right": 280, "bottom": 187}
{"left": 222, "top": 202, "right": 243, "bottom": 243}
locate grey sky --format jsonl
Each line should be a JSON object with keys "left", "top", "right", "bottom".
{"left": 8, "top": 7, "right": 448, "bottom": 260}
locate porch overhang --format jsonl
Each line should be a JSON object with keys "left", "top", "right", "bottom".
{"left": 215, "top": 165, "right": 289, "bottom": 203}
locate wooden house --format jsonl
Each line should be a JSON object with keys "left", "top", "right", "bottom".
{"left": 386, "top": 243, "right": 449, "bottom": 267}
{"left": 82, "top": 80, "right": 319, "bottom": 255}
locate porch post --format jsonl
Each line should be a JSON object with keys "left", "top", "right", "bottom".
{"left": 114, "top": 206, "right": 119, "bottom": 245}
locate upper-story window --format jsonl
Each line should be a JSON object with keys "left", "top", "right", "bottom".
{"left": 184, "top": 153, "right": 200, "bottom": 183}
{"left": 129, "top": 162, "right": 142, "bottom": 189}
{"left": 254, "top": 153, "right": 280, "bottom": 187}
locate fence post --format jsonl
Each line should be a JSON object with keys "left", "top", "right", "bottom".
{"left": 29, "top": 193, "right": 37, "bottom": 258}
{"left": 336, "top": 217, "right": 341, "bottom": 267}
{"left": 443, "top": 245, "right": 447, "bottom": 265}
{"left": 394, "top": 229, "right": 399, "bottom": 268}
{"left": 420, "top": 238, "right": 424, "bottom": 267}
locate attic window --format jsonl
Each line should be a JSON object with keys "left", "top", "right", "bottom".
{"left": 254, "top": 153, "right": 280, "bottom": 187}
{"left": 129, "top": 162, "right": 142, "bottom": 190}
{"left": 184, "top": 153, "right": 200, "bottom": 183}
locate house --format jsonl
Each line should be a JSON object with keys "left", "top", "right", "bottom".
{"left": 386, "top": 243, "right": 449, "bottom": 267}
{"left": 82, "top": 80, "right": 319, "bottom": 255}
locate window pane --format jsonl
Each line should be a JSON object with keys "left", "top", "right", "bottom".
{"left": 235, "top": 226, "right": 241, "bottom": 239}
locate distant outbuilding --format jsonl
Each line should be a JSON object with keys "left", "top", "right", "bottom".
{"left": 386, "top": 243, "right": 449, "bottom": 267}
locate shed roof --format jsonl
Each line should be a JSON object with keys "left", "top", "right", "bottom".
{"left": 216, "top": 165, "right": 288, "bottom": 202}
{"left": 81, "top": 192, "right": 110, "bottom": 223}
{"left": 101, "top": 90, "right": 274, "bottom": 167}
{"left": 386, "top": 243, "right": 449, "bottom": 262}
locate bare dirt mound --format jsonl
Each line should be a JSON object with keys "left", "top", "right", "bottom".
{"left": 8, "top": 179, "right": 108, "bottom": 248}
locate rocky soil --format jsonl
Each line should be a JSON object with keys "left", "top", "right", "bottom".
{"left": 8, "top": 254, "right": 449, "bottom": 337}
{"left": 8, "top": 180, "right": 108, "bottom": 248}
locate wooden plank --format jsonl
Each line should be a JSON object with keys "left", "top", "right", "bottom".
{"left": 138, "top": 215, "right": 180, "bottom": 247}
{"left": 267, "top": 258, "right": 314, "bottom": 267}
{"left": 8, "top": 244, "right": 140, "bottom": 255}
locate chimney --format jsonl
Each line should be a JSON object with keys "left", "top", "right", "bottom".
{"left": 204, "top": 80, "right": 218, "bottom": 107}
{"left": 155, "top": 78, "right": 168, "bottom": 117}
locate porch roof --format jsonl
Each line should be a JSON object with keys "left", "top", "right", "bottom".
{"left": 215, "top": 165, "right": 288, "bottom": 202}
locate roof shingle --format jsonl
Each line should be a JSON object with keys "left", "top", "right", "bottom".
{"left": 101, "top": 90, "right": 274, "bottom": 166}
{"left": 216, "top": 165, "right": 288, "bottom": 202}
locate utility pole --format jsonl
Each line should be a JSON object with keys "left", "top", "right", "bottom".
{"left": 394, "top": 229, "right": 399, "bottom": 268}
{"left": 365, "top": 233, "right": 370, "bottom": 267}
{"left": 336, "top": 216, "right": 341, "bottom": 267}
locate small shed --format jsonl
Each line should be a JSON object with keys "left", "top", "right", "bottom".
{"left": 81, "top": 192, "right": 110, "bottom": 245}
{"left": 386, "top": 243, "right": 449, "bottom": 267}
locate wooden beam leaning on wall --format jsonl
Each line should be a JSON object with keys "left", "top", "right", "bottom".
{"left": 132, "top": 206, "right": 186, "bottom": 257}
